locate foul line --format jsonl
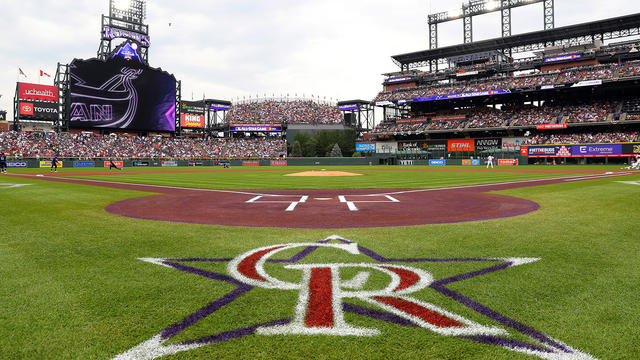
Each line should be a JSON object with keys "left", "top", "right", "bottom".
{"left": 367, "top": 172, "right": 633, "bottom": 197}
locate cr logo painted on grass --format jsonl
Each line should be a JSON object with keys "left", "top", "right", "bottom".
{"left": 114, "top": 236, "right": 598, "bottom": 360}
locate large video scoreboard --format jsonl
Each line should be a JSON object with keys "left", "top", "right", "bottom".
{"left": 69, "top": 55, "right": 177, "bottom": 132}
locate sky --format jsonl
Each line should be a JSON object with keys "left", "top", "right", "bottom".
{"left": 0, "top": 0, "right": 638, "bottom": 120}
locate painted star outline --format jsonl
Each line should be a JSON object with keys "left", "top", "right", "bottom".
{"left": 113, "top": 236, "right": 597, "bottom": 360}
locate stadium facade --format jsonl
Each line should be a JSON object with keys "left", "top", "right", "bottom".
{"left": 360, "top": 4, "right": 640, "bottom": 165}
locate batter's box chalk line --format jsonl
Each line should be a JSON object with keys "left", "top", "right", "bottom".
{"left": 246, "top": 194, "right": 401, "bottom": 212}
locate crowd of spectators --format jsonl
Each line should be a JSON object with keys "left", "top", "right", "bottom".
{"left": 374, "top": 63, "right": 640, "bottom": 103}
{"left": 509, "top": 105, "right": 564, "bottom": 126}
{"left": 429, "top": 119, "right": 465, "bottom": 131}
{"left": 522, "top": 131, "right": 639, "bottom": 145}
{"left": 467, "top": 108, "right": 512, "bottom": 128}
{"left": 226, "top": 99, "right": 343, "bottom": 125}
{"left": 366, "top": 100, "right": 630, "bottom": 135}
{"left": 565, "top": 102, "right": 616, "bottom": 123}
{"left": 0, "top": 131, "right": 286, "bottom": 158}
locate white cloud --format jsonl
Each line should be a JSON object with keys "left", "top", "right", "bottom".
{"left": 0, "top": 0, "right": 638, "bottom": 121}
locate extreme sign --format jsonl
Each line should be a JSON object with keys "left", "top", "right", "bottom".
{"left": 524, "top": 143, "right": 640, "bottom": 158}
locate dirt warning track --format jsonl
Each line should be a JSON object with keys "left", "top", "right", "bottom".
{"left": 13, "top": 172, "right": 630, "bottom": 228}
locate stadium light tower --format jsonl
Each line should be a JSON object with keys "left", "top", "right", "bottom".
{"left": 97, "top": 0, "right": 150, "bottom": 65}
{"left": 428, "top": 0, "right": 554, "bottom": 49}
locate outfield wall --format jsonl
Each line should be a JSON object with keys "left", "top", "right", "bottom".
{"left": 4, "top": 157, "right": 372, "bottom": 169}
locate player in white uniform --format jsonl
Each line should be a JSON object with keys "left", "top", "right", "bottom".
{"left": 486, "top": 155, "right": 495, "bottom": 169}
{"left": 633, "top": 154, "right": 640, "bottom": 170}
{"left": 624, "top": 154, "right": 640, "bottom": 170}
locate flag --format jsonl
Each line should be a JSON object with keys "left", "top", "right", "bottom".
{"left": 18, "top": 68, "right": 27, "bottom": 78}
{"left": 40, "top": 70, "right": 51, "bottom": 78}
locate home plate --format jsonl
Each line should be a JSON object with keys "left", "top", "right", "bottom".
{"left": 315, "top": 198, "right": 332, "bottom": 200}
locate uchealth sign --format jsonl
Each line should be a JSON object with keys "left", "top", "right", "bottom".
{"left": 180, "top": 113, "right": 205, "bottom": 129}
{"left": 18, "top": 83, "right": 59, "bottom": 102}
{"left": 448, "top": 139, "right": 475, "bottom": 152}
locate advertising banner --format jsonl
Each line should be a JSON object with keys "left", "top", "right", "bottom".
{"left": 462, "top": 159, "right": 480, "bottom": 166}
{"left": 133, "top": 161, "right": 150, "bottom": 167}
{"left": 432, "top": 115, "right": 465, "bottom": 121}
{"left": 399, "top": 160, "right": 415, "bottom": 166}
{"left": 397, "top": 141, "right": 429, "bottom": 151}
{"left": 19, "top": 102, "right": 34, "bottom": 116}
{"left": 69, "top": 57, "right": 176, "bottom": 132}
{"left": 429, "top": 159, "right": 446, "bottom": 166}
{"left": 475, "top": 138, "right": 501, "bottom": 151}
{"left": 544, "top": 54, "right": 582, "bottom": 63}
{"left": 527, "top": 146, "right": 571, "bottom": 157}
{"left": 355, "top": 143, "right": 376, "bottom": 152}
{"left": 536, "top": 124, "right": 567, "bottom": 130}
{"left": 161, "top": 160, "right": 178, "bottom": 167}
{"left": 180, "top": 101, "right": 205, "bottom": 115}
{"left": 570, "top": 145, "right": 622, "bottom": 157}
{"left": 521, "top": 147, "right": 528, "bottom": 156}
{"left": 18, "top": 83, "right": 59, "bottom": 102}
{"left": 270, "top": 160, "right": 287, "bottom": 166}
{"left": 40, "top": 161, "right": 63, "bottom": 168}
{"left": 19, "top": 101, "right": 58, "bottom": 120}
{"left": 229, "top": 124, "right": 282, "bottom": 132}
{"left": 7, "top": 161, "right": 28, "bottom": 168}
{"left": 103, "top": 161, "right": 124, "bottom": 167}
{"left": 398, "top": 89, "right": 510, "bottom": 104}
{"left": 498, "top": 159, "right": 519, "bottom": 166}
{"left": 423, "top": 140, "right": 447, "bottom": 152}
{"left": 387, "top": 76, "right": 412, "bottom": 83}
{"left": 73, "top": 161, "right": 95, "bottom": 168}
{"left": 396, "top": 118, "right": 427, "bottom": 124}
{"left": 462, "top": 160, "right": 471, "bottom": 166}
{"left": 210, "top": 105, "right": 230, "bottom": 111}
{"left": 623, "top": 143, "right": 640, "bottom": 155}
{"left": 243, "top": 160, "right": 260, "bottom": 166}
{"left": 102, "top": 26, "right": 151, "bottom": 47}
{"left": 448, "top": 139, "right": 475, "bottom": 152}
{"left": 180, "top": 113, "right": 205, "bottom": 129}
{"left": 188, "top": 161, "right": 204, "bottom": 167}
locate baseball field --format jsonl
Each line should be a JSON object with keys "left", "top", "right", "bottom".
{"left": 1, "top": 165, "right": 639, "bottom": 360}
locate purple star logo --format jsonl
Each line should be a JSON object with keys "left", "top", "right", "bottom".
{"left": 113, "top": 236, "right": 597, "bottom": 360}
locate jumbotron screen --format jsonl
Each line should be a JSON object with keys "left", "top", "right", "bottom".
{"left": 69, "top": 57, "right": 176, "bottom": 131}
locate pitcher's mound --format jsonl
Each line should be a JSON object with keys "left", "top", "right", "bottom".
{"left": 285, "top": 171, "right": 363, "bottom": 177}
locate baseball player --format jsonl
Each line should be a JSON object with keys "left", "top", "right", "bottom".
{"left": 623, "top": 154, "right": 640, "bottom": 170}
{"left": 108, "top": 159, "right": 122, "bottom": 171}
{"left": 0, "top": 151, "right": 7, "bottom": 174}
{"left": 50, "top": 155, "right": 59, "bottom": 173}
{"left": 486, "top": 155, "right": 495, "bottom": 169}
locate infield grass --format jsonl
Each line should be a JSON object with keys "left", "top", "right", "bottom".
{"left": 1, "top": 166, "right": 639, "bottom": 360}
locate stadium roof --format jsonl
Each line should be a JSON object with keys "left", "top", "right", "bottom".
{"left": 392, "top": 13, "right": 640, "bottom": 69}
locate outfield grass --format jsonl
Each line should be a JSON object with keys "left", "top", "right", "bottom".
{"left": 1, "top": 167, "right": 639, "bottom": 359}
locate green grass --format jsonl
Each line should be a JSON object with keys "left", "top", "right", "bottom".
{"left": 1, "top": 167, "right": 639, "bottom": 359}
